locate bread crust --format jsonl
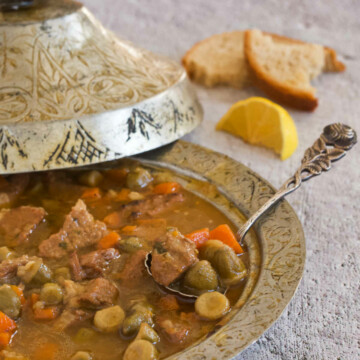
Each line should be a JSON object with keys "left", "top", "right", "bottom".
{"left": 324, "top": 47, "right": 346, "bottom": 72}
{"left": 244, "top": 30, "right": 317, "bottom": 111}
{"left": 182, "top": 39, "right": 207, "bottom": 83}
{"left": 253, "top": 32, "right": 345, "bottom": 73}
{"left": 244, "top": 30, "right": 345, "bottom": 111}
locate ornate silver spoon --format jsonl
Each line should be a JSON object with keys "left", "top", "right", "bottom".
{"left": 145, "top": 123, "right": 357, "bottom": 299}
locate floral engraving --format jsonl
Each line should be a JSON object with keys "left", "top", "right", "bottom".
{"left": 0, "top": 32, "right": 23, "bottom": 78}
{"left": 0, "top": 10, "right": 183, "bottom": 124}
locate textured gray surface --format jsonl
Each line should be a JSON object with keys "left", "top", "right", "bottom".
{"left": 83, "top": 1, "right": 360, "bottom": 359}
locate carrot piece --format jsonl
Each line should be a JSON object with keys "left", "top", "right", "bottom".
{"left": 31, "top": 293, "right": 40, "bottom": 306}
{"left": 33, "top": 343, "right": 59, "bottom": 360}
{"left": 33, "top": 307, "right": 60, "bottom": 321}
{"left": 10, "top": 285, "right": 25, "bottom": 305}
{"left": 153, "top": 182, "right": 181, "bottom": 194}
{"left": 0, "top": 332, "right": 11, "bottom": 348}
{"left": 121, "top": 225, "right": 137, "bottom": 233}
{"left": 106, "top": 168, "right": 129, "bottom": 182}
{"left": 0, "top": 312, "right": 17, "bottom": 333}
{"left": 185, "top": 228, "right": 210, "bottom": 248}
{"left": 116, "top": 188, "right": 130, "bottom": 201}
{"left": 103, "top": 212, "right": 122, "bottom": 228}
{"left": 98, "top": 231, "right": 121, "bottom": 249}
{"left": 31, "top": 293, "right": 60, "bottom": 320}
{"left": 81, "top": 187, "right": 101, "bottom": 200}
{"left": 209, "top": 224, "right": 243, "bottom": 254}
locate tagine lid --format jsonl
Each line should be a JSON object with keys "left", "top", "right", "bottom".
{"left": 0, "top": 0, "right": 203, "bottom": 174}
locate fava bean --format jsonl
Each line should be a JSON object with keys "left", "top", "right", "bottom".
{"left": 79, "top": 170, "right": 104, "bottom": 187}
{"left": 123, "top": 303, "right": 154, "bottom": 336}
{"left": 135, "top": 323, "right": 160, "bottom": 344}
{"left": 123, "top": 340, "right": 158, "bottom": 360}
{"left": 118, "top": 237, "right": 144, "bottom": 253}
{"left": 40, "top": 283, "right": 63, "bottom": 305}
{"left": 195, "top": 291, "right": 230, "bottom": 320}
{"left": 183, "top": 260, "right": 218, "bottom": 293}
{"left": 0, "top": 247, "right": 13, "bottom": 262}
{"left": 70, "top": 351, "right": 93, "bottom": 360}
{"left": 0, "top": 284, "right": 21, "bottom": 318}
{"left": 200, "top": 240, "right": 246, "bottom": 285}
{"left": 94, "top": 305, "right": 125, "bottom": 332}
{"left": 126, "top": 168, "right": 153, "bottom": 191}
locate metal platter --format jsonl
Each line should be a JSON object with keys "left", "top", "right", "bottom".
{"left": 133, "top": 140, "right": 306, "bottom": 359}
{"left": 0, "top": 0, "right": 202, "bottom": 173}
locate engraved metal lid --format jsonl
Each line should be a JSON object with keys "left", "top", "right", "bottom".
{"left": 0, "top": 0, "right": 203, "bottom": 173}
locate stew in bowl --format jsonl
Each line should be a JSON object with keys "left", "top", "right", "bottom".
{"left": 0, "top": 161, "right": 248, "bottom": 360}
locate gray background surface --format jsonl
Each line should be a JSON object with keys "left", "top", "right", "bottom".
{"left": 83, "top": 1, "right": 360, "bottom": 359}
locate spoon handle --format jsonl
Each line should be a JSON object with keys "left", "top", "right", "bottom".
{"left": 237, "top": 123, "right": 357, "bottom": 242}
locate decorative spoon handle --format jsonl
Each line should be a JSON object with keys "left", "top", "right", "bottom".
{"left": 237, "top": 123, "right": 357, "bottom": 242}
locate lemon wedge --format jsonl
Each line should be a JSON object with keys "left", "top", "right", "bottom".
{"left": 216, "top": 97, "right": 298, "bottom": 160}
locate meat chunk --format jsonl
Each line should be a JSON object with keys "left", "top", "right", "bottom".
{"left": 69, "top": 249, "right": 120, "bottom": 281}
{"left": 151, "top": 228, "right": 198, "bottom": 287}
{"left": 63, "top": 278, "right": 118, "bottom": 309}
{"left": 78, "top": 278, "right": 118, "bottom": 308}
{"left": 0, "top": 255, "right": 42, "bottom": 283}
{"left": 116, "top": 250, "right": 147, "bottom": 287}
{"left": 54, "top": 308, "right": 92, "bottom": 331}
{"left": 39, "top": 199, "right": 107, "bottom": 258}
{"left": 105, "top": 193, "right": 184, "bottom": 228}
{"left": 156, "top": 316, "right": 189, "bottom": 343}
{"left": 0, "top": 174, "right": 29, "bottom": 207}
{"left": 69, "top": 252, "right": 84, "bottom": 282}
{"left": 80, "top": 248, "right": 120, "bottom": 279}
{"left": 0, "top": 206, "right": 46, "bottom": 245}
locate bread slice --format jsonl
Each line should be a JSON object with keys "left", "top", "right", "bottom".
{"left": 182, "top": 31, "right": 251, "bottom": 89}
{"left": 244, "top": 29, "right": 345, "bottom": 111}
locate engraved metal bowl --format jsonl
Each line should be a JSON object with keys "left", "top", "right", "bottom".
{"left": 0, "top": 0, "right": 202, "bottom": 173}
{"left": 132, "top": 140, "right": 306, "bottom": 359}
